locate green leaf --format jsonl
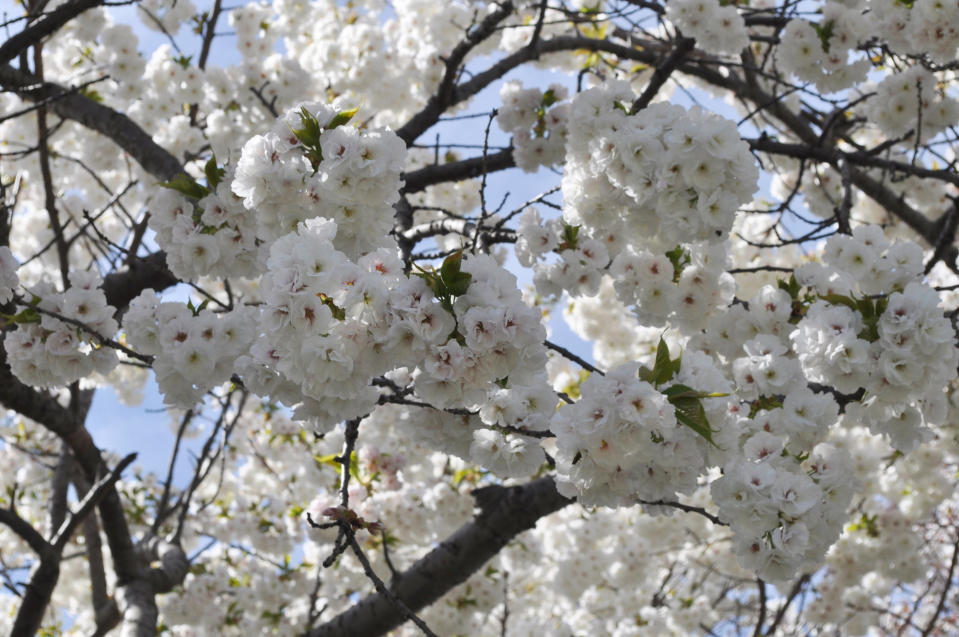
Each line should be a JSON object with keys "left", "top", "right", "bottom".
{"left": 813, "top": 20, "right": 835, "bottom": 53}
{"left": 748, "top": 395, "right": 783, "bottom": 418}
{"left": 327, "top": 106, "right": 360, "bottom": 130}
{"left": 348, "top": 450, "right": 360, "bottom": 481}
{"left": 821, "top": 293, "right": 858, "bottom": 312}
{"left": 319, "top": 294, "right": 346, "bottom": 321}
{"left": 79, "top": 87, "right": 103, "bottom": 103}
{"left": 313, "top": 453, "right": 339, "bottom": 470}
{"left": 440, "top": 250, "right": 472, "bottom": 297}
{"left": 159, "top": 173, "right": 209, "bottom": 200}
{"left": 542, "top": 88, "right": 558, "bottom": 108}
{"left": 663, "top": 384, "right": 719, "bottom": 447}
{"left": 3, "top": 307, "right": 40, "bottom": 324}
{"left": 777, "top": 275, "right": 801, "bottom": 300}
{"left": 875, "top": 296, "right": 888, "bottom": 316}
{"left": 558, "top": 222, "right": 580, "bottom": 251}
{"left": 204, "top": 155, "right": 225, "bottom": 190}
{"left": 847, "top": 512, "right": 879, "bottom": 537}
{"left": 291, "top": 107, "right": 321, "bottom": 148}
{"left": 186, "top": 299, "right": 210, "bottom": 316}
{"left": 173, "top": 54, "right": 193, "bottom": 68}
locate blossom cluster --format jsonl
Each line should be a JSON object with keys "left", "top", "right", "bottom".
{"left": 563, "top": 81, "right": 758, "bottom": 252}
{"left": 775, "top": 6, "right": 872, "bottom": 92}
{"left": 865, "top": 66, "right": 959, "bottom": 141}
{"left": 665, "top": 0, "right": 748, "bottom": 56}
{"left": 122, "top": 290, "right": 256, "bottom": 408}
{"left": 516, "top": 208, "right": 610, "bottom": 298}
{"left": 470, "top": 378, "right": 556, "bottom": 477}
{"left": 551, "top": 359, "right": 721, "bottom": 508}
{"left": 3, "top": 271, "right": 118, "bottom": 388}
{"left": 792, "top": 228, "right": 956, "bottom": 452}
{"left": 712, "top": 442, "right": 857, "bottom": 582}
{"left": 871, "top": 0, "right": 959, "bottom": 64}
{"left": 231, "top": 102, "right": 406, "bottom": 258}
{"left": 497, "top": 81, "right": 569, "bottom": 172}
{"left": 148, "top": 182, "right": 260, "bottom": 280}
{"left": 609, "top": 241, "right": 735, "bottom": 330}
{"left": 412, "top": 254, "right": 549, "bottom": 411}
{"left": 233, "top": 219, "right": 406, "bottom": 429}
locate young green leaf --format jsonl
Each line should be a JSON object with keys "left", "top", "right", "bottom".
{"left": 327, "top": 106, "right": 360, "bottom": 130}
{"left": 663, "top": 383, "right": 719, "bottom": 447}
{"left": 204, "top": 155, "right": 225, "bottom": 190}
{"left": 159, "top": 173, "right": 210, "bottom": 200}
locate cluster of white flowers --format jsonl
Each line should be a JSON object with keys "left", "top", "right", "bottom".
{"left": 0, "top": 246, "right": 18, "bottom": 304}
{"left": 609, "top": 242, "right": 735, "bottom": 330}
{"left": 230, "top": 3, "right": 278, "bottom": 63}
{"left": 232, "top": 101, "right": 406, "bottom": 258}
{"left": 871, "top": 0, "right": 959, "bottom": 64}
{"left": 712, "top": 442, "right": 857, "bottom": 582}
{"left": 665, "top": 0, "right": 749, "bottom": 56}
{"left": 516, "top": 207, "right": 610, "bottom": 298}
{"left": 148, "top": 182, "right": 260, "bottom": 280}
{"left": 564, "top": 81, "right": 758, "bottom": 253}
{"left": 123, "top": 289, "right": 256, "bottom": 407}
{"left": 865, "top": 66, "right": 959, "bottom": 140}
{"left": 551, "top": 361, "right": 716, "bottom": 508}
{"left": 776, "top": 5, "right": 872, "bottom": 92}
{"left": 798, "top": 225, "right": 924, "bottom": 295}
{"left": 413, "top": 254, "right": 549, "bottom": 410}
{"left": 469, "top": 378, "right": 556, "bottom": 478}
{"left": 234, "top": 219, "right": 405, "bottom": 429}
{"left": 497, "top": 81, "right": 569, "bottom": 172}
{"left": 705, "top": 283, "right": 795, "bottom": 363}
{"left": 470, "top": 428, "right": 545, "bottom": 478}
{"left": 792, "top": 228, "right": 956, "bottom": 451}
{"left": 4, "top": 271, "right": 118, "bottom": 388}
{"left": 99, "top": 24, "right": 146, "bottom": 86}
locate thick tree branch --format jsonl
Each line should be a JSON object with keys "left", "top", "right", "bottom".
{"left": 0, "top": 64, "right": 184, "bottom": 181}
{"left": 307, "top": 477, "right": 572, "bottom": 637}
{"left": 402, "top": 148, "right": 516, "bottom": 194}
{"left": 630, "top": 36, "right": 695, "bottom": 114}
{"left": 0, "top": 0, "right": 106, "bottom": 66}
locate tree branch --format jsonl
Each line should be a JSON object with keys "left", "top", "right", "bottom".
{"left": 307, "top": 477, "right": 572, "bottom": 637}
{"left": 0, "top": 0, "right": 106, "bottom": 66}
{"left": 402, "top": 148, "right": 516, "bottom": 194}
{"left": 0, "top": 64, "right": 184, "bottom": 181}
{"left": 396, "top": 1, "right": 515, "bottom": 145}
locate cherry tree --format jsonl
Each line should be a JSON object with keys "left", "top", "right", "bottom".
{"left": 2, "top": 0, "right": 959, "bottom": 634}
